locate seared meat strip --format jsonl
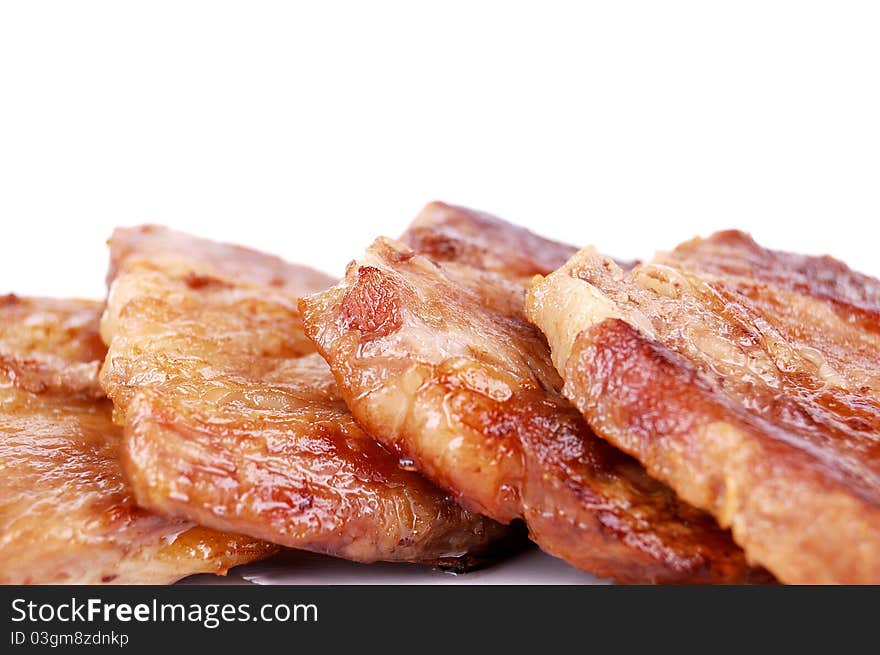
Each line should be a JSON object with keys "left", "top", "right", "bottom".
{"left": 401, "top": 201, "right": 578, "bottom": 281}
{"left": 300, "top": 204, "right": 765, "bottom": 583}
{"left": 0, "top": 295, "right": 274, "bottom": 584}
{"left": 100, "top": 226, "right": 507, "bottom": 567}
{"left": 526, "top": 230, "right": 880, "bottom": 583}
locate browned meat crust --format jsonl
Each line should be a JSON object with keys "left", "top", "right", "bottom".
{"left": 300, "top": 205, "right": 766, "bottom": 583}
{"left": 402, "top": 201, "right": 578, "bottom": 281}
{"left": 0, "top": 295, "right": 274, "bottom": 584}
{"left": 100, "top": 226, "right": 507, "bottom": 566}
{"left": 526, "top": 230, "right": 880, "bottom": 584}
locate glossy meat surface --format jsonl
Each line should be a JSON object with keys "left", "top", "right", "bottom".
{"left": 0, "top": 295, "right": 273, "bottom": 584}
{"left": 300, "top": 207, "right": 763, "bottom": 582}
{"left": 526, "top": 231, "right": 880, "bottom": 583}
{"left": 100, "top": 226, "right": 505, "bottom": 565}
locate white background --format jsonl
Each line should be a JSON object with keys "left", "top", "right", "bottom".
{"left": 1, "top": 2, "right": 878, "bottom": 298}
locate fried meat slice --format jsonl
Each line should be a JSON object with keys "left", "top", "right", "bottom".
{"left": 300, "top": 205, "right": 764, "bottom": 582}
{"left": 0, "top": 295, "right": 273, "bottom": 584}
{"left": 100, "top": 226, "right": 506, "bottom": 566}
{"left": 401, "top": 201, "right": 578, "bottom": 281}
{"left": 526, "top": 231, "right": 880, "bottom": 583}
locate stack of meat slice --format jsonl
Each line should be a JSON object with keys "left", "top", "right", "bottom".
{"left": 300, "top": 202, "right": 769, "bottom": 583}
{"left": 526, "top": 230, "right": 880, "bottom": 583}
{"left": 6, "top": 202, "right": 874, "bottom": 584}
{"left": 99, "top": 226, "right": 509, "bottom": 569}
{"left": 0, "top": 295, "right": 275, "bottom": 584}
{"left": 0, "top": 227, "right": 511, "bottom": 585}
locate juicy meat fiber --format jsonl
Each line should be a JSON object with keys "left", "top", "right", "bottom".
{"left": 100, "top": 226, "right": 506, "bottom": 566}
{"left": 526, "top": 230, "right": 880, "bottom": 584}
{"left": 0, "top": 295, "right": 273, "bottom": 584}
{"left": 300, "top": 204, "right": 764, "bottom": 583}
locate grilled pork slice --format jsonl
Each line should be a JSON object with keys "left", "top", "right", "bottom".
{"left": 0, "top": 295, "right": 273, "bottom": 584}
{"left": 526, "top": 230, "right": 880, "bottom": 584}
{"left": 402, "top": 201, "right": 636, "bottom": 278}
{"left": 401, "top": 201, "right": 578, "bottom": 281}
{"left": 100, "top": 226, "right": 507, "bottom": 567}
{"left": 299, "top": 204, "right": 765, "bottom": 583}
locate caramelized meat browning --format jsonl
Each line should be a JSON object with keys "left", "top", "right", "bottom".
{"left": 300, "top": 207, "right": 764, "bottom": 583}
{"left": 401, "top": 201, "right": 578, "bottom": 281}
{"left": 100, "top": 226, "right": 506, "bottom": 566}
{"left": 402, "top": 202, "right": 636, "bottom": 278}
{"left": 526, "top": 231, "right": 880, "bottom": 584}
{"left": 0, "top": 296, "right": 273, "bottom": 584}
